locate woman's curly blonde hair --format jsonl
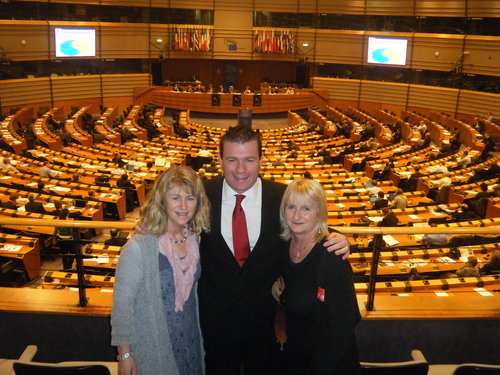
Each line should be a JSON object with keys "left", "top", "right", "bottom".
{"left": 138, "top": 166, "right": 211, "bottom": 235}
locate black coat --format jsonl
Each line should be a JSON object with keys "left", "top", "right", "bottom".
{"left": 198, "top": 177, "right": 286, "bottom": 348}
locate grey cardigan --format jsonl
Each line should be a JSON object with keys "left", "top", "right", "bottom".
{"left": 111, "top": 233, "right": 204, "bottom": 375}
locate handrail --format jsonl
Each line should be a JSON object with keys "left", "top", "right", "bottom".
{"left": 1, "top": 217, "right": 498, "bottom": 310}
{"left": 1, "top": 217, "right": 499, "bottom": 234}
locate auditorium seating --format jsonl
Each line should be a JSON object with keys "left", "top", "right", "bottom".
{"left": 360, "top": 349, "right": 429, "bottom": 375}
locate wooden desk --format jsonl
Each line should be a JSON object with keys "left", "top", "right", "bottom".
{"left": 152, "top": 91, "right": 316, "bottom": 114}
{"left": 0, "top": 240, "right": 40, "bottom": 280}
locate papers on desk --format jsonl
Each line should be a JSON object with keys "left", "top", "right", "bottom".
{"left": 435, "top": 291, "right": 449, "bottom": 297}
{"left": 368, "top": 216, "right": 384, "bottom": 223}
{"left": 82, "top": 164, "right": 101, "bottom": 170}
{"left": 474, "top": 288, "right": 493, "bottom": 297}
{"left": 0, "top": 176, "right": 12, "bottom": 180}
{"left": 0, "top": 244, "right": 22, "bottom": 252}
{"left": 326, "top": 190, "right": 334, "bottom": 194}
{"left": 18, "top": 205, "right": 26, "bottom": 212}
{"left": 335, "top": 203, "right": 345, "bottom": 208}
{"left": 459, "top": 247, "right": 475, "bottom": 259}
{"left": 382, "top": 235, "right": 399, "bottom": 246}
{"left": 354, "top": 188, "right": 366, "bottom": 193}
{"left": 408, "top": 214, "right": 420, "bottom": 220}
{"left": 84, "top": 256, "right": 109, "bottom": 264}
{"left": 26, "top": 182, "right": 38, "bottom": 187}
{"left": 345, "top": 177, "right": 357, "bottom": 183}
{"left": 44, "top": 203, "right": 55, "bottom": 209}
{"left": 50, "top": 186, "right": 71, "bottom": 193}
{"left": 379, "top": 260, "right": 395, "bottom": 267}
{"left": 398, "top": 171, "right": 412, "bottom": 177}
{"left": 430, "top": 210, "right": 444, "bottom": 216}
{"left": 99, "top": 193, "right": 117, "bottom": 199}
{"left": 437, "top": 256, "right": 456, "bottom": 263}
{"left": 100, "top": 289, "right": 113, "bottom": 293}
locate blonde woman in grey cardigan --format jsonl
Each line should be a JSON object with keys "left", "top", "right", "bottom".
{"left": 111, "top": 166, "right": 210, "bottom": 375}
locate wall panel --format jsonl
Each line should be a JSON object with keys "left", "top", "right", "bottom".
{"left": 100, "top": 23, "right": 150, "bottom": 59}
{"left": 463, "top": 36, "right": 500, "bottom": 77}
{"left": 102, "top": 74, "right": 151, "bottom": 97}
{"left": 468, "top": 0, "right": 500, "bottom": 18}
{"left": 51, "top": 75, "right": 101, "bottom": 101}
{"left": 0, "top": 78, "right": 51, "bottom": 107}
{"left": 297, "top": 0, "right": 318, "bottom": 14}
{"left": 168, "top": 0, "right": 215, "bottom": 9}
{"left": 366, "top": 0, "right": 414, "bottom": 16}
{"left": 407, "top": 84, "right": 459, "bottom": 114}
{"left": 314, "top": 30, "right": 364, "bottom": 65}
{"left": 254, "top": 0, "right": 299, "bottom": 13}
{"left": 456, "top": 90, "right": 500, "bottom": 117}
{"left": 214, "top": 0, "right": 254, "bottom": 12}
{"left": 312, "top": 77, "right": 361, "bottom": 101}
{"left": 316, "top": 0, "right": 366, "bottom": 15}
{"left": 0, "top": 21, "right": 50, "bottom": 61}
{"left": 415, "top": 0, "right": 466, "bottom": 17}
{"left": 412, "top": 33, "right": 464, "bottom": 71}
{"left": 360, "top": 81, "right": 409, "bottom": 107}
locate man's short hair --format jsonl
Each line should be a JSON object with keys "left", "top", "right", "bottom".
{"left": 219, "top": 126, "right": 262, "bottom": 159}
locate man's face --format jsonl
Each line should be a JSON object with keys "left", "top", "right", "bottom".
{"left": 219, "top": 140, "right": 262, "bottom": 194}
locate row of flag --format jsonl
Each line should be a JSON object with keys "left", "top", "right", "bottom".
{"left": 171, "top": 27, "right": 213, "bottom": 52}
{"left": 253, "top": 30, "right": 295, "bottom": 54}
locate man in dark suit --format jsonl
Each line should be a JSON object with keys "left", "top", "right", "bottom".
{"left": 2, "top": 194, "right": 18, "bottom": 210}
{"left": 372, "top": 191, "right": 388, "bottom": 210}
{"left": 198, "top": 126, "right": 350, "bottom": 375}
{"left": 378, "top": 207, "right": 399, "bottom": 227}
{"left": 104, "top": 228, "right": 128, "bottom": 247}
{"left": 24, "top": 194, "right": 47, "bottom": 214}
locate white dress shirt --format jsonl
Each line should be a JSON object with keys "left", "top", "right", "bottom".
{"left": 221, "top": 178, "right": 262, "bottom": 255}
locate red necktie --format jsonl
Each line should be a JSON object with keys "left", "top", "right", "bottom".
{"left": 232, "top": 194, "right": 250, "bottom": 266}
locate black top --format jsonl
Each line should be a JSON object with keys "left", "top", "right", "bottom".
{"left": 282, "top": 240, "right": 361, "bottom": 374}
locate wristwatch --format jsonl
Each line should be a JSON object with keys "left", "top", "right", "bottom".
{"left": 117, "top": 352, "right": 133, "bottom": 361}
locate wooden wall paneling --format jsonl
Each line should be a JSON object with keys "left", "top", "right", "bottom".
{"left": 314, "top": 30, "right": 364, "bottom": 65}
{"left": 149, "top": 24, "right": 169, "bottom": 60}
{"left": 296, "top": 29, "right": 316, "bottom": 61}
{"left": 312, "top": 77, "right": 361, "bottom": 102}
{"left": 214, "top": 0, "right": 255, "bottom": 12}
{"left": 47, "top": 0, "right": 100, "bottom": 4}
{"left": 168, "top": 0, "right": 215, "bottom": 9}
{"left": 359, "top": 81, "right": 409, "bottom": 107}
{"left": 456, "top": 90, "right": 500, "bottom": 118}
{"left": 51, "top": 75, "right": 101, "bottom": 102}
{"left": 467, "top": 0, "right": 500, "bottom": 17}
{"left": 462, "top": 36, "right": 500, "bottom": 77}
{"left": 366, "top": 0, "right": 414, "bottom": 16}
{"left": 407, "top": 84, "right": 459, "bottom": 114}
{"left": 102, "top": 74, "right": 151, "bottom": 98}
{"left": 254, "top": 0, "right": 298, "bottom": 12}
{"left": 297, "top": 0, "right": 317, "bottom": 14}
{"left": 0, "top": 20, "right": 50, "bottom": 61}
{"left": 415, "top": 0, "right": 466, "bottom": 17}
{"left": 100, "top": 0, "right": 150, "bottom": 6}
{"left": 0, "top": 78, "right": 52, "bottom": 108}
{"left": 316, "top": 0, "right": 365, "bottom": 15}
{"left": 100, "top": 22, "right": 150, "bottom": 59}
{"left": 412, "top": 33, "right": 465, "bottom": 72}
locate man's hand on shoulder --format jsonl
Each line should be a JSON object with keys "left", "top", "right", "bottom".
{"left": 323, "top": 232, "right": 350, "bottom": 260}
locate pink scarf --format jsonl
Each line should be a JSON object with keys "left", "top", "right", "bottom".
{"left": 159, "top": 228, "right": 199, "bottom": 312}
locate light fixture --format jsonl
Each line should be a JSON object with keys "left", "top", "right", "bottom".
{"left": 156, "top": 38, "right": 163, "bottom": 43}
{"left": 302, "top": 42, "right": 309, "bottom": 47}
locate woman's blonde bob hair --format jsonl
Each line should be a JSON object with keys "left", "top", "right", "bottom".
{"left": 139, "top": 166, "right": 211, "bottom": 235}
{"left": 279, "top": 178, "right": 329, "bottom": 242}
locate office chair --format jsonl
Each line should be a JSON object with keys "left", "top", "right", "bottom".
{"left": 360, "top": 349, "right": 429, "bottom": 375}
{"left": 13, "top": 362, "right": 111, "bottom": 375}
{"left": 452, "top": 364, "right": 500, "bottom": 375}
